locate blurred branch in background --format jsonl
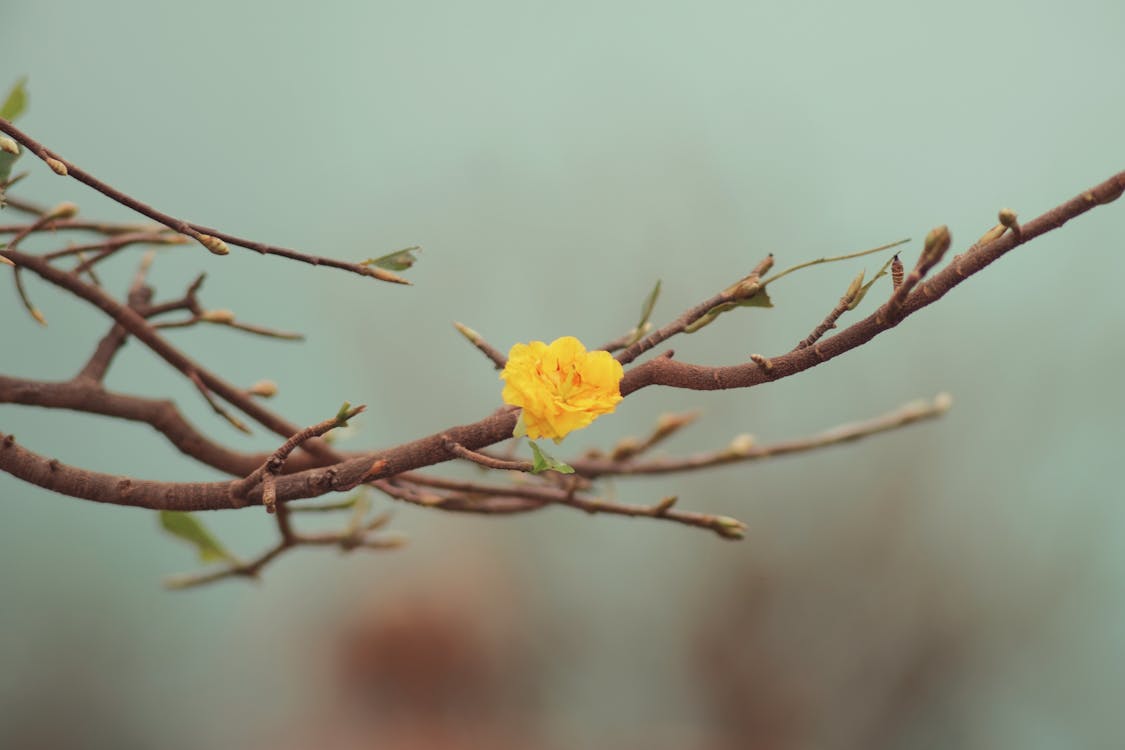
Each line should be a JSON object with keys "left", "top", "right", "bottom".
{"left": 2, "top": 78, "right": 1123, "bottom": 587}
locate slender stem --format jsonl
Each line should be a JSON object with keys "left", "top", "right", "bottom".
{"left": 0, "top": 117, "right": 408, "bottom": 284}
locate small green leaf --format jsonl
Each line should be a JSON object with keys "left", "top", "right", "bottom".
{"left": 685, "top": 287, "right": 773, "bottom": 334}
{"left": 159, "top": 511, "right": 237, "bottom": 564}
{"left": 363, "top": 246, "right": 420, "bottom": 272}
{"left": 639, "top": 280, "right": 661, "bottom": 323}
{"left": 0, "top": 78, "right": 28, "bottom": 122}
{"left": 528, "top": 441, "right": 575, "bottom": 474}
{"left": 849, "top": 254, "right": 898, "bottom": 310}
{"left": 512, "top": 412, "right": 528, "bottom": 439}
{"left": 335, "top": 401, "right": 352, "bottom": 425}
{"left": 736, "top": 286, "right": 773, "bottom": 309}
{"left": 626, "top": 280, "right": 661, "bottom": 345}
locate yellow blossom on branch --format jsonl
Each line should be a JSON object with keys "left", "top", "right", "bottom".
{"left": 500, "top": 336, "right": 624, "bottom": 442}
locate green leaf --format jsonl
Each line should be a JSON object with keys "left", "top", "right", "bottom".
{"left": 528, "top": 441, "right": 575, "bottom": 474}
{"left": 684, "top": 287, "right": 774, "bottom": 334}
{"left": 0, "top": 77, "right": 28, "bottom": 122}
{"left": 363, "top": 245, "right": 420, "bottom": 272}
{"left": 849, "top": 254, "right": 898, "bottom": 310}
{"left": 512, "top": 412, "right": 528, "bottom": 439}
{"left": 736, "top": 286, "right": 773, "bottom": 309}
{"left": 159, "top": 511, "right": 238, "bottom": 564}
{"left": 335, "top": 401, "right": 354, "bottom": 425}
{"left": 626, "top": 280, "right": 661, "bottom": 345}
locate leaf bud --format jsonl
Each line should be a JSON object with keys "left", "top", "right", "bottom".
{"left": 195, "top": 233, "right": 230, "bottom": 256}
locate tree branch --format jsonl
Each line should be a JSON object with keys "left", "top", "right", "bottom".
{"left": 0, "top": 117, "right": 409, "bottom": 284}
{"left": 569, "top": 394, "right": 951, "bottom": 478}
{"left": 617, "top": 169, "right": 1125, "bottom": 396}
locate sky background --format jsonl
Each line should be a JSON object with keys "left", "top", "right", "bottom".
{"left": 3, "top": 1, "right": 1125, "bottom": 748}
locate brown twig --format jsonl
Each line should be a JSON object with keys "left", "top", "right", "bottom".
{"left": 0, "top": 218, "right": 161, "bottom": 235}
{"left": 392, "top": 473, "right": 745, "bottom": 538}
{"left": 188, "top": 370, "right": 251, "bottom": 434}
{"left": 163, "top": 524, "right": 406, "bottom": 590}
{"left": 617, "top": 168, "right": 1125, "bottom": 396}
{"left": 1, "top": 166, "right": 1122, "bottom": 583}
{"left": 443, "top": 435, "right": 533, "bottom": 471}
{"left": 0, "top": 375, "right": 284, "bottom": 476}
{"left": 1, "top": 245, "right": 337, "bottom": 459}
{"left": 153, "top": 311, "right": 304, "bottom": 341}
{"left": 3, "top": 169, "right": 1123, "bottom": 516}
{"left": 0, "top": 117, "right": 410, "bottom": 284}
{"left": 570, "top": 394, "right": 952, "bottom": 478}
{"left": 452, "top": 322, "right": 507, "bottom": 368}
{"left": 76, "top": 255, "right": 156, "bottom": 382}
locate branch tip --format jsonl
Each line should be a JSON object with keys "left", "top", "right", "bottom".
{"left": 712, "top": 516, "right": 747, "bottom": 540}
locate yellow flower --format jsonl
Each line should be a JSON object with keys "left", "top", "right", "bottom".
{"left": 500, "top": 336, "right": 624, "bottom": 442}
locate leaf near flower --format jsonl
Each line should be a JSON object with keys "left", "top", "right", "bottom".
{"left": 159, "top": 511, "right": 238, "bottom": 564}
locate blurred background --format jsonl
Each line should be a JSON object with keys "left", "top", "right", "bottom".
{"left": 3, "top": 1, "right": 1124, "bottom": 747}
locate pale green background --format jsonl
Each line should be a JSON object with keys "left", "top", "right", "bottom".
{"left": 3, "top": 1, "right": 1125, "bottom": 747}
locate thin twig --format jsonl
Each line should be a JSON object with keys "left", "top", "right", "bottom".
{"left": 570, "top": 394, "right": 952, "bottom": 478}
{"left": 2, "top": 246, "right": 339, "bottom": 461}
{"left": 393, "top": 473, "right": 745, "bottom": 538}
{"left": 188, "top": 370, "right": 251, "bottom": 434}
{"left": 452, "top": 322, "right": 507, "bottom": 368}
{"left": 163, "top": 524, "right": 406, "bottom": 589}
{"left": 443, "top": 435, "right": 533, "bottom": 471}
{"left": 796, "top": 297, "right": 850, "bottom": 350}
{"left": 618, "top": 169, "right": 1125, "bottom": 396}
{"left": 76, "top": 258, "right": 155, "bottom": 382}
{"left": 0, "top": 117, "right": 410, "bottom": 284}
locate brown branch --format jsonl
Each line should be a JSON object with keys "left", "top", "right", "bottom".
{"left": 232, "top": 405, "right": 367, "bottom": 511}
{"left": 0, "top": 374, "right": 284, "bottom": 476}
{"left": 392, "top": 474, "right": 744, "bottom": 538}
{"left": 153, "top": 311, "right": 304, "bottom": 341}
{"left": 617, "top": 169, "right": 1125, "bottom": 396}
{"left": 0, "top": 218, "right": 160, "bottom": 235}
{"left": 76, "top": 252, "right": 157, "bottom": 382}
{"left": 1, "top": 169, "right": 1122, "bottom": 542}
{"left": 795, "top": 297, "right": 849, "bottom": 349}
{"left": 1, "top": 245, "right": 337, "bottom": 459}
{"left": 77, "top": 286, "right": 152, "bottom": 382}
{"left": 5, "top": 204, "right": 77, "bottom": 325}
{"left": 44, "top": 231, "right": 187, "bottom": 271}
{"left": 569, "top": 394, "right": 952, "bottom": 478}
{"left": 0, "top": 117, "right": 409, "bottom": 284}
{"left": 796, "top": 281, "right": 856, "bottom": 350}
